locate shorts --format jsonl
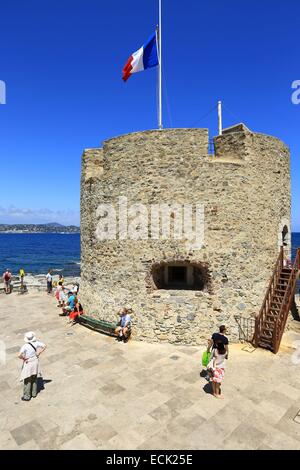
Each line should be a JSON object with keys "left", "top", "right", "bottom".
{"left": 210, "top": 367, "right": 225, "bottom": 384}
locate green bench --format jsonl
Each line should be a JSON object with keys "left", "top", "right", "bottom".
{"left": 78, "top": 314, "right": 117, "bottom": 337}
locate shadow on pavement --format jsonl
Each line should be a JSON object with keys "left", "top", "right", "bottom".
{"left": 37, "top": 377, "right": 52, "bottom": 395}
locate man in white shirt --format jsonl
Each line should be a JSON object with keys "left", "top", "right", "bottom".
{"left": 46, "top": 269, "right": 53, "bottom": 294}
{"left": 115, "top": 307, "right": 132, "bottom": 343}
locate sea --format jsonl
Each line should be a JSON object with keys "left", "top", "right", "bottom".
{"left": 0, "top": 232, "right": 299, "bottom": 278}
{"left": 0, "top": 233, "right": 80, "bottom": 277}
{"left": 292, "top": 233, "right": 300, "bottom": 260}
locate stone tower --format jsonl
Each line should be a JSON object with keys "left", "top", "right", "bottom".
{"left": 80, "top": 125, "right": 291, "bottom": 344}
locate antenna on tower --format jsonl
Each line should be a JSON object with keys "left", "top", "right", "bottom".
{"left": 218, "top": 101, "right": 223, "bottom": 136}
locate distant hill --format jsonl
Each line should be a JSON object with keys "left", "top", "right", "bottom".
{"left": 43, "top": 222, "right": 64, "bottom": 228}
{"left": 0, "top": 223, "right": 80, "bottom": 233}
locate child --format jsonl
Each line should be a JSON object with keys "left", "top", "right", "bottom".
{"left": 208, "top": 341, "right": 227, "bottom": 399}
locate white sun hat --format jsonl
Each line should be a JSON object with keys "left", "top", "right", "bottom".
{"left": 24, "top": 331, "right": 36, "bottom": 343}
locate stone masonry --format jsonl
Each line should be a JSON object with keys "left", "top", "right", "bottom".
{"left": 80, "top": 126, "right": 291, "bottom": 345}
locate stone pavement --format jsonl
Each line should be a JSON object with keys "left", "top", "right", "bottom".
{"left": 1, "top": 291, "right": 300, "bottom": 450}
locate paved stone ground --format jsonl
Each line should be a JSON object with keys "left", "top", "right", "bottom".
{"left": 1, "top": 290, "right": 300, "bottom": 450}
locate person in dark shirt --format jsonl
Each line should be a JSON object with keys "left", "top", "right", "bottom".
{"left": 208, "top": 325, "right": 229, "bottom": 358}
{"left": 205, "top": 325, "right": 229, "bottom": 386}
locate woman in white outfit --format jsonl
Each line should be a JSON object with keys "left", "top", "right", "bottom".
{"left": 18, "top": 331, "right": 47, "bottom": 401}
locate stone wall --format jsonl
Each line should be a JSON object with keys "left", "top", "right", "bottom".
{"left": 80, "top": 127, "right": 291, "bottom": 345}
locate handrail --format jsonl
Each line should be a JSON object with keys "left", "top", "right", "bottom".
{"left": 253, "top": 246, "right": 284, "bottom": 347}
{"left": 273, "top": 248, "right": 300, "bottom": 353}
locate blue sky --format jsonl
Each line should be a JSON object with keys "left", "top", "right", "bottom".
{"left": 0, "top": 0, "right": 299, "bottom": 230}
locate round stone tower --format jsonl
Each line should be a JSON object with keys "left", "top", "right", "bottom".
{"left": 80, "top": 125, "right": 291, "bottom": 344}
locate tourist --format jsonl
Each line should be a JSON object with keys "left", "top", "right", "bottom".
{"left": 62, "top": 291, "right": 76, "bottom": 315}
{"left": 115, "top": 307, "right": 132, "bottom": 342}
{"left": 58, "top": 274, "right": 64, "bottom": 286}
{"left": 18, "top": 331, "right": 47, "bottom": 401}
{"left": 283, "top": 252, "right": 293, "bottom": 268}
{"left": 19, "top": 268, "right": 25, "bottom": 288}
{"left": 59, "top": 285, "right": 67, "bottom": 308}
{"left": 55, "top": 283, "right": 62, "bottom": 306}
{"left": 208, "top": 341, "right": 227, "bottom": 399}
{"left": 46, "top": 269, "right": 53, "bottom": 294}
{"left": 71, "top": 282, "right": 79, "bottom": 295}
{"left": 3, "top": 269, "right": 12, "bottom": 294}
{"left": 204, "top": 325, "right": 228, "bottom": 382}
{"left": 208, "top": 325, "right": 229, "bottom": 359}
{"left": 69, "top": 298, "right": 84, "bottom": 324}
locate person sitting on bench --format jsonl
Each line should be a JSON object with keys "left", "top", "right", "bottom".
{"left": 115, "top": 307, "right": 132, "bottom": 342}
{"left": 62, "top": 291, "right": 76, "bottom": 315}
{"left": 69, "top": 299, "right": 84, "bottom": 324}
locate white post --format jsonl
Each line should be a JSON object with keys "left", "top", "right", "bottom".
{"left": 158, "top": 0, "right": 163, "bottom": 129}
{"left": 218, "top": 100, "right": 222, "bottom": 135}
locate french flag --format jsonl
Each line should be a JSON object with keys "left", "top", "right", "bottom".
{"left": 122, "top": 31, "right": 159, "bottom": 82}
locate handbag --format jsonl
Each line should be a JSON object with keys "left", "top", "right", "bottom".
{"left": 201, "top": 350, "right": 211, "bottom": 367}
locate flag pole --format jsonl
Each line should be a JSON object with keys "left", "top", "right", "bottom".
{"left": 158, "top": 0, "right": 163, "bottom": 129}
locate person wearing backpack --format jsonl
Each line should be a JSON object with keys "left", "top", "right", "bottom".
{"left": 3, "top": 269, "right": 12, "bottom": 294}
{"left": 18, "top": 331, "right": 47, "bottom": 401}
